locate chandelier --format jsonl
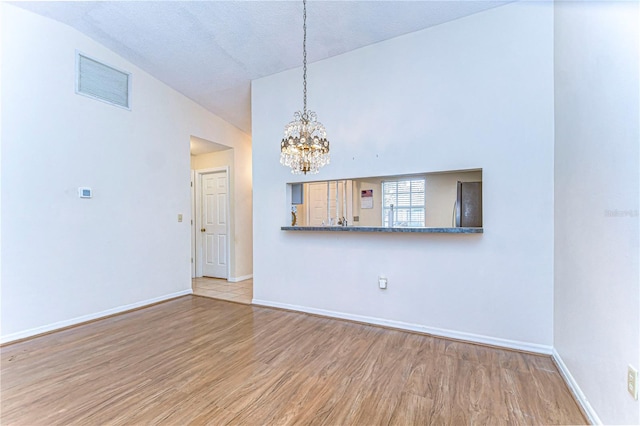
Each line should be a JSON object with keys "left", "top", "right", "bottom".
{"left": 280, "top": 0, "right": 330, "bottom": 175}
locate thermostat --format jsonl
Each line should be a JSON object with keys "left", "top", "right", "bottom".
{"left": 78, "top": 187, "right": 92, "bottom": 198}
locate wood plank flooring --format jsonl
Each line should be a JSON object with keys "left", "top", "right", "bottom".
{"left": 1, "top": 296, "right": 587, "bottom": 425}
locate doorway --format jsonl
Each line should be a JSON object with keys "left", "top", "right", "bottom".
{"left": 189, "top": 135, "right": 253, "bottom": 304}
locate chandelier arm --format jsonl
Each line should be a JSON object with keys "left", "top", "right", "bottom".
{"left": 303, "top": 0, "right": 307, "bottom": 116}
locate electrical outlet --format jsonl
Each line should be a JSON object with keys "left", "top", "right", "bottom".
{"left": 378, "top": 276, "right": 387, "bottom": 289}
{"left": 628, "top": 365, "right": 638, "bottom": 400}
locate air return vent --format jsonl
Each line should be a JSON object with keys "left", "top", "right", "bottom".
{"left": 76, "top": 52, "right": 131, "bottom": 109}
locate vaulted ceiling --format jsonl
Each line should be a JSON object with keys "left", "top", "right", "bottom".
{"left": 14, "top": 1, "right": 512, "bottom": 134}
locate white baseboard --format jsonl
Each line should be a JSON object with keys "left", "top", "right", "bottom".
{"left": 1, "top": 289, "right": 193, "bottom": 345}
{"left": 251, "top": 299, "right": 553, "bottom": 355}
{"left": 552, "top": 349, "right": 601, "bottom": 425}
{"left": 229, "top": 274, "right": 253, "bottom": 283}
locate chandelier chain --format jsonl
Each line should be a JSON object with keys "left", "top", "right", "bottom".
{"left": 302, "top": 0, "right": 307, "bottom": 116}
{"left": 280, "top": 0, "right": 330, "bottom": 175}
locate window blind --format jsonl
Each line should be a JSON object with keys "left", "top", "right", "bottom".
{"left": 382, "top": 178, "right": 426, "bottom": 227}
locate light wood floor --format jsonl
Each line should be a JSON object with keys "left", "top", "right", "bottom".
{"left": 1, "top": 296, "right": 586, "bottom": 425}
{"left": 192, "top": 277, "right": 253, "bottom": 304}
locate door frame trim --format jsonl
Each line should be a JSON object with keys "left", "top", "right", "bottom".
{"left": 191, "top": 170, "right": 196, "bottom": 278}
{"left": 193, "top": 166, "right": 231, "bottom": 280}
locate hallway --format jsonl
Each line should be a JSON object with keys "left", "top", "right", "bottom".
{"left": 192, "top": 277, "right": 253, "bottom": 304}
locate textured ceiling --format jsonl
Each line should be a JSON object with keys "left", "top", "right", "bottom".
{"left": 13, "top": 1, "right": 512, "bottom": 135}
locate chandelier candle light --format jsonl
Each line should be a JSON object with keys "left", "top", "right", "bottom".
{"left": 280, "top": 0, "right": 330, "bottom": 174}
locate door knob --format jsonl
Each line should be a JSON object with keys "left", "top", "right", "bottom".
{"left": 201, "top": 228, "right": 206, "bottom": 232}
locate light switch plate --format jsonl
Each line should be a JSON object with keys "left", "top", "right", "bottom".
{"left": 628, "top": 365, "right": 638, "bottom": 400}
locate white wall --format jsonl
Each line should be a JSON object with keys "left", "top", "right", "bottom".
{"left": 191, "top": 149, "right": 253, "bottom": 280}
{"left": 554, "top": 2, "right": 640, "bottom": 424}
{"left": 252, "top": 2, "right": 555, "bottom": 350}
{"left": 0, "top": 4, "right": 251, "bottom": 342}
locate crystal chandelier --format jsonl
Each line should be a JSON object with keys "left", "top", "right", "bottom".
{"left": 280, "top": 0, "right": 330, "bottom": 175}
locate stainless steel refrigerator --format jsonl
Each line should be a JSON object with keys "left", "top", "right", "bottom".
{"left": 456, "top": 181, "right": 482, "bottom": 227}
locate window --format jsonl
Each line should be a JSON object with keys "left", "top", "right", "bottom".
{"left": 382, "top": 178, "right": 425, "bottom": 227}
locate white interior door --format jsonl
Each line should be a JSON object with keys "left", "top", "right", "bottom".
{"left": 201, "top": 170, "right": 228, "bottom": 278}
{"left": 308, "top": 182, "right": 328, "bottom": 226}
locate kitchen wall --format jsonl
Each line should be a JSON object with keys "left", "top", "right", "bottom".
{"left": 252, "top": 2, "right": 555, "bottom": 349}
{"left": 347, "top": 170, "right": 481, "bottom": 227}
{"left": 554, "top": 1, "right": 640, "bottom": 424}
{"left": 0, "top": 4, "right": 251, "bottom": 342}
{"left": 353, "top": 178, "right": 384, "bottom": 227}
{"left": 426, "top": 170, "right": 482, "bottom": 227}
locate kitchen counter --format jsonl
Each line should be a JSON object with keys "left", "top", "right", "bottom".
{"left": 280, "top": 226, "right": 483, "bottom": 234}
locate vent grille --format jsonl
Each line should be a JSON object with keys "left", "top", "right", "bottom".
{"left": 76, "top": 53, "right": 130, "bottom": 109}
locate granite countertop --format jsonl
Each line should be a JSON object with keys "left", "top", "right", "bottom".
{"left": 280, "top": 226, "right": 483, "bottom": 234}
